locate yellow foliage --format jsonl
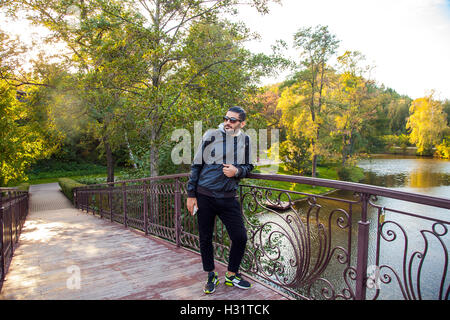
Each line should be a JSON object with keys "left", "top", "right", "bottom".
{"left": 0, "top": 80, "right": 60, "bottom": 185}
{"left": 277, "top": 84, "right": 314, "bottom": 138}
{"left": 435, "top": 139, "right": 450, "bottom": 159}
{"left": 407, "top": 93, "right": 448, "bottom": 154}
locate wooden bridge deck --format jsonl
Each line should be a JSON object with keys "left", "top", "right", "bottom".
{"left": 0, "top": 183, "right": 289, "bottom": 300}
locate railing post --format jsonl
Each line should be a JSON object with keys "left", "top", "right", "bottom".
{"left": 73, "top": 188, "right": 77, "bottom": 209}
{"left": 174, "top": 178, "right": 182, "bottom": 247}
{"left": 95, "top": 191, "right": 99, "bottom": 216}
{"left": 86, "top": 190, "right": 90, "bottom": 213}
{"left": 143, "top": 182, "right": 148, "bottom": 235}
{"left": 26, "top": 192, "right": 29, "bottom": 219}
{"left": 8, "top": 192, "right": 13, "bottom": 258}
{"left": 149, "top": 182, "right": 154, "bottom": 226}
{"left": 355, "top": 192, "right": 371, "bottom": 300}
{"left": 15, "top": 191, "right": 19, "bottom": 242}
{"left": 122, "top": 182, "right": 128, "bottom": 228}
{"left": 0, "top": 192, "right": 4, "bottom": 283}
{"left": 109, "top": 185, "right": 113, "bottom": 222}
{"left": 99, "top": 191, "right": 103, "bottom": 219}
{"left": 18, "top": 193, "right": 23, "bottom": 232}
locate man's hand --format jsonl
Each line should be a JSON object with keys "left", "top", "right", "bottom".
{"left": 223, "top": 164, "right": 238, "bottom": 178}
{"left": 187, "top": 197, "right": 198, "bottom": 216}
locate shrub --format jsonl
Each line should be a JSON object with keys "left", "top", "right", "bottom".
{"left": 435, "top": 138, "right": 450, "bottom": 159}
{"left": 74, "top": 176, "right": 109, "bottom": 185}
{"left": 336, "top": 166, "right": 351, "bottom": 181}
{"left": 336, "top": 166, "right": 365, "bottom": 182}
{"left": 16, "top": 183, "right": 30, "bottom": 192}
{"left": 58, "top": 178, "right": 86, "bottom": 203}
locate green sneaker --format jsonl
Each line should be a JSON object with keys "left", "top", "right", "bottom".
{"left": 204, "top": 271, "right": 219, "bottom": 294}
{"left": 224, "top": 272, "right": 252, "bottom": 290}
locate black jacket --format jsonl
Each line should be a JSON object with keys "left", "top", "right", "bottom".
{"left": 187, "top": 123, "right": 254, "bottom": 198}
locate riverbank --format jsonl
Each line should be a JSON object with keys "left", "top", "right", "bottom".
{"left": 382, "top": 146, "right": 449, "bottom": 159}
{"left": 242, "top": 163, "right": 365, "bottom": 203}
{"left": 384, "top": 146, "right": 418, "bottom": 156}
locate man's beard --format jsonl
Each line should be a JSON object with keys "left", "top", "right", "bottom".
{"left": 224, "top": 125, "right": 240, "bottom": 135}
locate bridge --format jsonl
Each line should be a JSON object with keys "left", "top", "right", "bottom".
{"left": 1, "top": 173, "right": 449, "bottom": 300}
{"left": 0, "top": 182, "right": 288, "bottom": 300}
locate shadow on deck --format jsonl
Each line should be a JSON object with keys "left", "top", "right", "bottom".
{"left": 0, "top": 183, "right": 289, "bottom": 300}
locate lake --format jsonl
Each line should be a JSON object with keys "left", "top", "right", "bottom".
{"left": 358, "top": 154, "right": 450, "bottom": 198}
{"left": 254, "top": 155, "right": 449, "bottom": 300}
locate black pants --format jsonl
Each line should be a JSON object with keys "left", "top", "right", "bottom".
{"left": 196, "top": 193, "right": 248, "bottom": 273}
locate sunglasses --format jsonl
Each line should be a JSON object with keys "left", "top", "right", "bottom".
{"left": 223, "top": 116, "right": 241, "bottom": 124}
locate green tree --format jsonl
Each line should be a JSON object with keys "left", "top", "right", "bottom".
{"left": 116, "top": 0, "right": 282, "bottom": 176}
{"left": 279, "top": 134, "right": 310, "bottom": 175}
{"left": 0, "top": 30, "right": 62, "bottom": 185}
{"left": 330, "top": 51, "right": 380, "bottom": 165}
{"left": 0, "top": 79, "right": 61, "bottom": 185}
{"left": 387, "top": 95, "right": 411, "bottom": 135}
{"left": 5, "top": 0, "right": 282, "bottom": 178}
{"left": 4, "top": 0, "right": 143, "bottom": 181}
{"left": 443, "top": 100, "right": 450, "bottom": 125}
{"left": 248, "top": 84, "right": 283, "bottom": 129}
{"left": 289, "top": 25, "right": 340, "bottom": 177}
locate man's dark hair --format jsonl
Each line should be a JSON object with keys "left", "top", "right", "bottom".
{"left": 228, "top": 106, "right": 246, "bottom": 121}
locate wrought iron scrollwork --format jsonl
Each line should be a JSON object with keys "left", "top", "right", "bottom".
{"left": 240, "top": 185, "right": 353, "bottom": 299}
{"left": 373, "top": 218, "right": 449, "bottom": 300}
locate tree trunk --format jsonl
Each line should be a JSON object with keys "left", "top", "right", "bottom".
{"left": 149, "top": 123, "right": 159, "bottom": 177}
{"left": 124, "top": 132, "right": 138, "bottom": 169}
{"left": 342, "top": 135, "right": 347, "bottom": 167}
{"left": 149, "top": 144, "right": 159, "bottom": 177}
{"left": 312, "top": 63, "right": 326, "bottom": 178}
{"left": 104, "top": 137, "right": 114, "bottom": 183}
{"left": 310, "top": 102, "right": 318, "bottom": 177}
{"left": 342, "top": 133, "right": 354, "bottom": 166}
{"left": 312, "top": 154, "right": 317, "bottom": 178}
{"left": 149, "top": 0, "right": 160, "bottom": 179}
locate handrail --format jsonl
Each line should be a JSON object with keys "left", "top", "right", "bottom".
{"left": 246, "top": 173, "right": 450, "bottom": 209}
{"left": 74, "top": 173, "right": 191, "bottom": 189}
{"left": 75, "top": 172, "right": 450, "bottom": 209}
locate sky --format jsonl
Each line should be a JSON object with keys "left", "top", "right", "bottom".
{"left": 234, "top": 0, "right": 450, "bottom": 100}
{"left": 1, "top": 0, "right": 449, "bottom": 100}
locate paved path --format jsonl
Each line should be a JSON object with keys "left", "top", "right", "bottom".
{"left": 0, "top": 183, "right": 289, "bottom": 300}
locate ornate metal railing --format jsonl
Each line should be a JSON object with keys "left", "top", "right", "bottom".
{"left": 73, "top": 173, "right": 450, "bottom": 300}
{"left": 0, "top": 188, "right": 29, "bottom": 291}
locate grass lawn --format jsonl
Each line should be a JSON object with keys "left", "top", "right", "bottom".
{"left": 17, "top": 161, "right": 125, "bottom": 186}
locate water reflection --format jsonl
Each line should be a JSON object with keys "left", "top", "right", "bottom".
{"left": 358, "top": 155, "right": 450, "bottom": 190}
